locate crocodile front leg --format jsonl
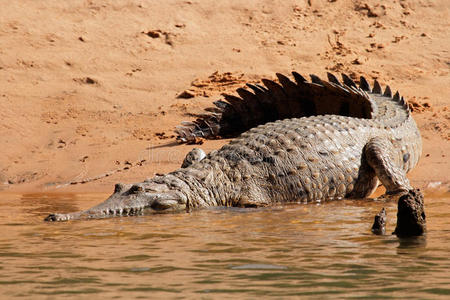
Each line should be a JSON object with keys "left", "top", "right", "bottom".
{"left": 365, "top": 137, "right": 412, "bottom": 194}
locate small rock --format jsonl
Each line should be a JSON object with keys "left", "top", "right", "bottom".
{"left": 351, "top": 58, "right": 362, "bottom": 65}
{"left": 84, "top": 77, "right": 97, "bottom": 84}
{"left": 74, "top": 77, "right": 98, "bottom": 85}
{"left": 177, "top": 90, "right": 195, "bottom": 99}
{"left": 145, "top": 30, "right": 161, "bottom": 38}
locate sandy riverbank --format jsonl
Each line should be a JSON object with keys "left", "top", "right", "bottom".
{"left": 0, "top": 0, "right": 448, "bottom": 195}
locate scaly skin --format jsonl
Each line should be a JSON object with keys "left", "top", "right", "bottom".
{"left": 45, "top": 72, "right": 423, "bottom": 227}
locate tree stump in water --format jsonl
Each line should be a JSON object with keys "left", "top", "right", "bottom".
{"left": 393, "top": 189, "right": 426, "bottom": 237}
{"left": 372, "top": 207, "right": 386, "bottom": 235}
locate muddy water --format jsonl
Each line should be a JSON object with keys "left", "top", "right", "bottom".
{"left": 0, "top": 193, "right": 449, "bottom": 299}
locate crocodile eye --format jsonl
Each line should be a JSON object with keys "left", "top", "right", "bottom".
{"left": 129, "top": 185, "right": 143, "bottom": 194}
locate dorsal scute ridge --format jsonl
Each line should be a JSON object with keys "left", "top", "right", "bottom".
{"left": 372, "top": 80, "right": 382, "bottom": 94}
{"left": 400, "top": 96, "right": 411, "bottom": 116}
{"left": 175, "top": 71, "right": 415, "bottom": 143}
{"left": 369, "top": 79, "right": 413, "bottom": 127}
{"left": 384, "top": 85, "right": 392, "bottom": 97}
{"left": 327, "top": 72, "right": 341, "bottom": 85}
{"left": 341, "top": 73, "right": 357, "bottom": 88}
{"left": 359, "top": 76, "right": 371, "bottom": 91}
{"left": 309, "top": 74, "right": 323, "bottom": 84}
{"left": 292, "top": 71, "right": 307, "bottom": 83}
{"left": 393, "top": 91, "right": 400, "bottom": 101}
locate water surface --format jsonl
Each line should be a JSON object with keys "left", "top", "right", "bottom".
{"left": 0, "top": 193, "right": 449, "bottom": 299}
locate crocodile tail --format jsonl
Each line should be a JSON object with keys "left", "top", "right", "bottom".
{"left": 372, "top": 78, "right": 411, "bottom": 112}
{"left": 176, "top": 72, "right": 378, "bottom": 143}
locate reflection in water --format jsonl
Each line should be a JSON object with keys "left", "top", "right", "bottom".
{"left": 0, "top": 193, "right": 449, "bottom": 298}
{"left": 20, "top": 193, "right": 81, "bottom": 217}
{"left": 397, "top": 235, "right": 427, "bottom": 250}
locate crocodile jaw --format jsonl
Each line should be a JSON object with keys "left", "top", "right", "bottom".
{"left": 45, "top": 183, "right": 187, "bottom": 221}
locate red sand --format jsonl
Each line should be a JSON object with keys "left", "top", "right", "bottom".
{"left": 0, "top": 1, "right": 448, "bottom": 195}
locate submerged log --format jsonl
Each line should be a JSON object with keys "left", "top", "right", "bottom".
{"left": 372, "top": 207, "right": 386, "bottom": 235}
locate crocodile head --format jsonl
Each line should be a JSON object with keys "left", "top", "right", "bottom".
{"left": 45, "top": 182, "right": 188, "bottom": 221}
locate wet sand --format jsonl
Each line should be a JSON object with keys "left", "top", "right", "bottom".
{"left": 0, "top": 0, "right": 448, "bottom": 194}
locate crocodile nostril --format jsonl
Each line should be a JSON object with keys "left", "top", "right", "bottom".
{"left": 45, "top": 214, "right": 57, "bottom": 222}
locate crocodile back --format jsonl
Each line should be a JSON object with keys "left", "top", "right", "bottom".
{"left": 176, "top": 72, "right": 377, "bottom": 143}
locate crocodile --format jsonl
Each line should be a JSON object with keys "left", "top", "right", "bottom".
{"left": 45, "top": 71, "right": 425, "bottom": 235}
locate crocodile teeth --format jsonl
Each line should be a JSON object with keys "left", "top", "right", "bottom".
{"left": 372, "top": 80, "right": 382, "bottom": 94}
